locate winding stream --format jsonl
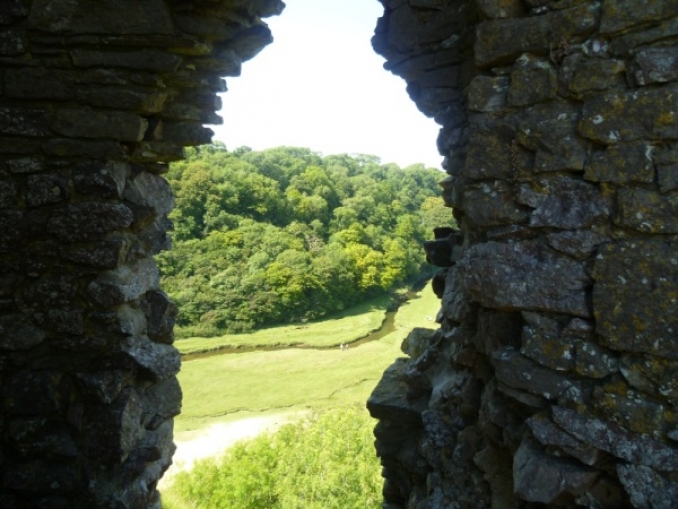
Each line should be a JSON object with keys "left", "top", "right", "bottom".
{"left": 181, "top": 282, "right": 427, "bottom": 362}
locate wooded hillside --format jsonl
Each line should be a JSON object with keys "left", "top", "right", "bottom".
{"left": 157, "top": 143, "right": 454, "bottom": 336}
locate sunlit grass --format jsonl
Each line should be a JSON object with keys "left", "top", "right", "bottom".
{"left": 175, "top": 283, "right": 438, "bottom": 433}
{"left": 174, "top": 293, "right": 394, "bottom": 355}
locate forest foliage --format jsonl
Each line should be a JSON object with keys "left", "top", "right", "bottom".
{"left": 158, "top": 143, "right": 454, "bottom": 336}
{"left": 162, "top": 406, "right": 382, "bottom": 509}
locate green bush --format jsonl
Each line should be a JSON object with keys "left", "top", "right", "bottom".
{"left": 162, "top": 406, "right": 383, "bottom": 509}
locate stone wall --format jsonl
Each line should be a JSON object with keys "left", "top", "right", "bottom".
{"left": 368, "top": 1, "right": 678, "bottom": 508}
{"left": 0, "top": 1, "right": 282, "bottom": 507}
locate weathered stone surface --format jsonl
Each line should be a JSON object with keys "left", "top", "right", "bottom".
{"left": 579, "top": 84, "right": 678, "bottom": 144}
{"left": 658, "top": 163, "right": 678, "bottom": 193}
{"left": 620, "top": 354, "right": 678, "bottom": 399}
{"left": 464, "top": 126, "right": 513, "bottom": 180}
{"left": 508, "top": 67, "right": 557, "bottom": 107}
{"left": 600, "top": 0, "right": 678, "bottom": 34}
{"left": 475, "top": 4, "right": 600, "bottom": 67}
{"left": 513, "top": 436, "right": 599, "bottom": 503}
{"left": 520, "top": 312, "right": 574, "bottom": 372}
{"left": 53, "top": 108, "right": 147, "bottom": 142}
{"left": 615, "top": 188, "right": 678, "bottom": 233}
{"left": 593, "top": 241, "right": 678, "bottom": 358}
{"left": 553, "top": 406, "right": 678, "bottom": 471}
{"left": 26, "top": 173, "right": 70, "bottom": 207}
{"left": 28, "top": 0, "right": 174, "bottom": 34}
{"left": 631, "top": 47, "right": 678, "bottom": 86}
{"left": 73, "top": 161, "right": 129, "bottom": 199}
{"left": 0, "top": 315, "right": 45, "bottom": 351}
{"left": 61, "top": 237, "right": 130, "bottom": 270}
{"left": 88, "top": 258, "right": 159, "bottom": 307}
{"left": 575, "top": 341, "right": 618, "bottom": 379}
{"left": 71, "top": 49, "right": 182, "bottom": 72}
{"left": 617, "top": 464, "right": 678, "bottom": 509}
{"left": 9, "top": 418, "right": 78, "bottom": 458}
{"left": 518, "top": 177, "right": 608, "bottom": 229}
{"left": 559, "top": 54, "right": 626, "bottom": 98}
{"left": 462, "top": 181, "right": 529, "bottom": 228}
{"left": 468, "top": 76, "right": 509, "bottom": 112}
{"left": 546, "top": 230, "right": 608, "bottom": 261}
{"left": 0, "top": 107, "right": 49, "bottom": 137}
{"left": 458, "top": 241, "right": 591, "bottom": 317}
{"left": 121, "top": 338, "right": 180, "bottom": 382}
{"left": 47, "top": 202, "right": 133, "bottom": 242}
{"left": 367, "top": 358, "right": 427, "bottom": 425}
{"left": 585, "top": 143, "right": 655, "bottom": 184}
{"left": 492, "top": 347, "right": 579, "bottom": 401}
{"left": 3, "top": 370, "right": 70, "bottom": 415}
{"left": 2, "top": 460, "right": 81, "bottom": 492}
{"left": 527, "top": 413, "right": 600, "bottom": 465}
{"left": 83, "top": 388, "right": 141, "bottom": 464}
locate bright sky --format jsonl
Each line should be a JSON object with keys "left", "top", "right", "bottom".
{"left": 212, "top": 0, "right": 443, "bottom": 169}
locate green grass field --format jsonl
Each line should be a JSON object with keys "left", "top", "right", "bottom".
{"left": 174, "top": 293, "right": 394, "bottom": 355}
{"left": 174, "top": 283, "right": 439, "bottom": 434}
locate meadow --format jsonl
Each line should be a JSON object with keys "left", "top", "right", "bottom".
{"left": 173, "top": 283, "right": 438, "bottom": 434}
{"left": 163, "top": 282, "right": 439, "bottom": 508}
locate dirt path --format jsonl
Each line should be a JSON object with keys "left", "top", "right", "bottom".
{"left": 160, "top": 413, "right": 303, "bottom": 488}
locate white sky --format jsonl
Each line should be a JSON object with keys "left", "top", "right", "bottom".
{"left": 212, "top": 0, "right": 443, "bottom": 169}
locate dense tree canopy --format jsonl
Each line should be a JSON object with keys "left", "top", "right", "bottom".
{"left": 158, "top": 143, "right": 455, "bottom": 336}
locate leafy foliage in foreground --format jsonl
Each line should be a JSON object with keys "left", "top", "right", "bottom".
{"left": 163, "top": 406, "right": 382, "bottom": 509}
{"left": 158, "top": 143, "right": 455, "bottom": 336}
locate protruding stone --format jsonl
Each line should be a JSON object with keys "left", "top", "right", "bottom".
{"left": 513, "top": 436, "right": 599, "bottom": 503}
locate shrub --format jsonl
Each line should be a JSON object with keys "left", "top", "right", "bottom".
{"left": 162, "top": 406, "right": 382, "bottom": 509}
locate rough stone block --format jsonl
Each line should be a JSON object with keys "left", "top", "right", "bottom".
{"left": 42, "top": 139, "right": 126, "bottom": 160}
{"left": 513, "top": 436, "right": 599, "bottom": 503}
{"left": 462, "top": 181, "right": 529, "bottom": 228}
{"left": 553, "top": 406, "right": 678, "bottom": 471}
{"left": 0, "top": 180, "right": 18, "bottom": 208}
{"left": 575, "top": 341, "right": 618, "bottom": 379}
{"left": 520, "top": 312, "right": 575, "bottom": 372}
{"left": 612, "top": 18, "right": 678, "bottom": 55}
{"left": 367, "top": 358, "right": 427, "bottom": 425}
{"left": 658, "top": 164, "right": 678, "bottom": 193}
{"left": 26, "top": 173, "right": 69, "bottom": 207}
{"left": 546, "top": 230, "right": 608, "bottom": 261}
{"left": 130, "top": 142, "right": 185, "bottom": 163}
{"left": 600, "top": 0, "right": 678, "bottom": 34}
{"left": 585, "top": 142, "right": 655, "bottom": 184}
{"left": 474, "top": 3, "right": 600, "bottom": 67}
{"left": 615, "top": 187, "right": 678, "bottom": 233}
{"left": 559, "top": 54, "right": 626, "bottom": 98}
{"left": 9, "top": 418, "right": 78, "bottom": 458}
{"left": 47, "top": 202, "right": 133, "bottom": 242}
{"left": 458, "top": 241, "right": 591, "bottom": 317}
{"left": 508, "top": 67, "right": 556, "bottom": 107}
{"left": 28, "top": 0, "right": 174, "bottom": 35}
{"left": 468, "top": 76, "right": 509, "bottom": 112}
{"left": 0, "top": 107, "right": 49, "bottom": 137}
{"left": 492, "top": 347, "right": 577, "bottom": 400}
{"left": 632, "top": 46, "right": 678, "bottom": 86}
{"left": 620, "top": 354, "right": 678, "bottom": 399}
{"left": 53, "top": 108, "right": 148, "bottom": 142}
{"left": 527, "top": 414, "right": 600, "bottom": 466}
{"left": 71, "top": 49, "right": 181, "bottom": 72}
{"left": 83, "top": 387, "right": 141, "bottom": 465}
{"left": 5, "top": 68, "right": 72, "bottom": 100}
{"left": 61, "top": 237, "right": 130, "bottom": 270}
{"left": 76, "top": 86, "right": 168, "bottom": 115}
{"left": 579, "top": 84, "right": 678, "bottom": 144}
{"left": 88, "top": 258, "right": 159, "bottom": 307}
{"left": 517, "top": 177, "right": 608, "bottom": 229}
{"left": 464, "top": 126, "right": 513, "bottom": 180}
{"left": 617, "top": 464, "right": 678, "bottom": 509}
{"left": 2, "top": 459, "right": 80, "bottom": 492}
{"left": 73, "top": 161, "right": 129, "bottom": 199}
{"left": 0, "top": 314, "right": 45, "bottom": 351}
{"left": 3, "top": 370, "right": 69, "bottom": 415}
{"left": 160, "top": 121, "right": 214, "bottom": 146}
{"left": 593, "top": 241, "right": 678, "bottom": 358}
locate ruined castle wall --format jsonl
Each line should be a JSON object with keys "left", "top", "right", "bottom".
{"left": 0, "top": 1, "right": 282, "bottom": 507}
{"left": 368, "top": 1, "right": 678, "bottom": 507}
